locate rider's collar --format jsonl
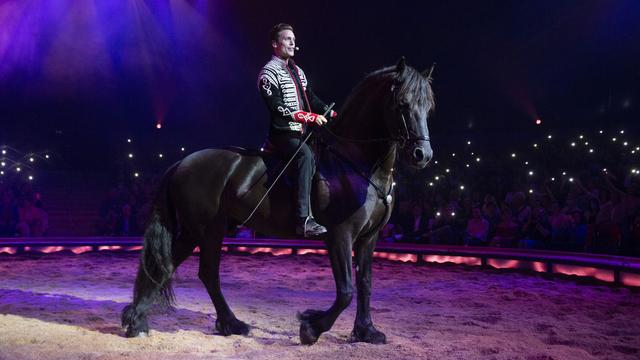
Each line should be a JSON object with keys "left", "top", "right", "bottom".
{"left": 272, "top": 55, "right": 295, "bottom": 68}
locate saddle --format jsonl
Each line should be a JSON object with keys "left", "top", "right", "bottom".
{"left": 223, "top": 146, "right": 298, "bottom": 188}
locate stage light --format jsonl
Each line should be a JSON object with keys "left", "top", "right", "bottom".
{"left": 529, "top": 189, "right": 533, "bottom": 194}
{"left": 562, "top": 172, "right": 567, "bottom": 176}
{"left": 445, "top": 168, "right": 450, "bottom": 173}
{"left": 476, "top": 157, "right": 481, "bottom": 162}
{"left": 0, "top": 171, "right": 3, "bottom": 175}
{"left": 528, "top": 171, "right": 534, "bottom": 176}
{"left": 599, "top": 130, "right": 603, "bottom": 134}
{"left": 128, "top": 153, "right": 133, "bottom": 158}
{"left": 612, "top": 137, "right": 617, "bottom": 142}
{"left": 466, "top": 164, "right": 470, "bottom": 168}
{"left": 569, "top": 177, "right": 574, "bottom": 182}
{"left": 435, "top": 176, "right": 440, "bottom": 180}
{"left": 551, "top": 177, "right": 556, "bottom": 181}
{"left": 579, "top": 135, "right": 584, "bottom": 139}
{"left": 436, "top": 212, "right": 441, "bottom": 217}
{"left": 471, "top": 152, "right": 475, "bottom": 155}
{"left": 511, "top": 153, "right": 516, "bottom": 158}
{"left": 0, "top": 162, "right": 4, "bottom": 167}
{"left": 16, "top": 167, "right": 21, "bottom": 172}
{"left": 434, "top": 160, "right": 438, "bottom": 164}
{"left": 451, "top": 212, "right": 456, "bottom": 217}
{"left": 460, "top": 185, "right": 465, "bottom": 190}
{"left": 181, "top": 147, "right": 185, "bottom": 151}
{"left": 636, "top": 147, "right": 640, "bottom": 151}
{"left": 620, "top": 130, "right": 625, "bottom": 134}
{"left": 547, "top": 135, "right": 552, "bottom": 139}
{"left": 571, "top": 142, "right": 576, "bottom": 147}
{"left": 134, "top": 172, "right": 139, "bottom": 177}
{"left": 127, "top": 139, "right": 132, "bottom": 143}
{"left": 584, "top": 142, "right": 589, "bottom": 146}
{"left": 451, "top": 153, "right": 456, "bottom": 157}
{"left": 1, "top": 150, "right": 5, "bottom": 155}
{"left": 28, "top": 175, "right": 33, "bottom": 181}
{"left": 428, "top": 182, "right": 434, "bottom": 187}
{"left": 391, "top": 168, "right": 394, "bottom": 172}
{"left": 533, "top": 143, "right": 538, "bottom": 148}
{"left": 392, "top": 182, "right": 397, "bottom": 187}
{"left": 467, "top": 140, "right": 471, "bottom": 145}
{"left": 156, "top": 123, "right": 162, "bottom": 129}
{"left": 45, "top": 154, "right": 49, "bottom": 159}
{"left": 535, "top": 119, "right": 542, "bottom": 125}
{"left": 589, "top": 149, "right": 594, "bottom": 153}
{"left": 525, "top": 161, "right": 529, "bottom": 165}
{"left": 29, "top": 157, "right": 34, "bottom": 162}
{"left": 624, "top": 142, "right": 629, "bottom": 146}
{"left": 603, "top": 168, "right": 607, "bottom": 172}
{"left": 158, "top": 154, "right": 163, "bottom": 158}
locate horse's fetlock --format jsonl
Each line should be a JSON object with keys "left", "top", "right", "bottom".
{"left": 336, "top": 291, "right": 353, "bottom": 308}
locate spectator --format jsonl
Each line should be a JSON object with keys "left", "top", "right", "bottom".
{"left": 400, "top": 203, "right": 429, "bottom": 243}
{"left": 15, "top": 198, "right": 48, "bottom": 237}
{"left": 464, "top": 207, "right": 489, "bottom": 246}
{"left": 490, "top": 209, "right": 520, "bottom": 248}
{"left": 518, "top": 206, "right": 552, "bottom": 249}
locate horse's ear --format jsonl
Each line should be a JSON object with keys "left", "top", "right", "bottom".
{"left": 396, "top": 56, "right": 406, "bottom": 75}
{"left": 423, "top": 62, "right": 436, "bottom": 80}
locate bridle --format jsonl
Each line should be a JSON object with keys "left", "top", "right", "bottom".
{"left": 321, "top": 83, "right": 430, "bottom": 149}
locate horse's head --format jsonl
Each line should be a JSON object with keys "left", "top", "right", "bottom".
{"left": 385, "top": 57, "right": 434, "bottom": 169}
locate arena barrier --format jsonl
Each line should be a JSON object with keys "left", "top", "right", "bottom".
{"left": 1, "top": 237, "right": 639, "bottom": 287}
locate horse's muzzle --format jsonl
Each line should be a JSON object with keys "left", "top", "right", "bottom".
{"left": 407, "top": 140, "right": 432, "bottom": 169}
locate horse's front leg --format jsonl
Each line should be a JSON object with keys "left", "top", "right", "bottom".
{"left": 298, "top": 230, "right": 354, "bottom": 345}
{"left": 351, "top": 234, "right": 386, "bottom": 344}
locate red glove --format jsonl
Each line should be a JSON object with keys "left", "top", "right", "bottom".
{"left": 330, "top": 110, "right": 338, "bottom": 119}
{"left": 292, "top": 111, "right": 319, "bottom": 123}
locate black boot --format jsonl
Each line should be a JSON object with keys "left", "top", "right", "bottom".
{"left": 296, "top": 216, "right": 327, "bottom": 237}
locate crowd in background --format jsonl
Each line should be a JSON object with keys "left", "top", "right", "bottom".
{"left": 0, "top": 179, "right": 48, "bottom": 237}
{"left": 384, "top": 130, "right": 640, "bottom": 257}
{"left": 96, "top": 130, "right": 640, "bottom": 257}
{"left": 97, "top": 175, "right": 158, "bottom": 236}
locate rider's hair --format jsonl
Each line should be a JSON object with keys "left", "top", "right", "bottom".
{"left": 270, "top": 23, "right": 294, "bottom": 43}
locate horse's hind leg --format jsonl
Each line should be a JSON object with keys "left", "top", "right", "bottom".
{"left": 122, "top": 234, "right": 196, "bottom": 337}
{"left": 298, "top": 230, "right": 354, "bottom": 344}
{"left": 198, "top": 218, "right": 250, "bottom": 336}
{"left": 351, "top": 235, "right": 386, "bottom": 344}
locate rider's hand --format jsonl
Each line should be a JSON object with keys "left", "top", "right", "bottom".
{"left": 292, "top": 111, "right": 328, "bottom": 126}
{"left": 316, "top": 115, "right": 327, "bottom": 126}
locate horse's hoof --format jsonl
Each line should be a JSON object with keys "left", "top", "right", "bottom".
{"left": 297, "top": 309, "right": 325, "bottom": 345}
{"left": 124, "top": 326, "right": 149, "bottom": 338}
{"left": 299, "top": 320, "right": 320, "bottom": 345}
{"left": 350, "top": 324, "right": 386, "bottom": 344}
{"left": 216, "top": 318, "right": 250, "bottom": 336}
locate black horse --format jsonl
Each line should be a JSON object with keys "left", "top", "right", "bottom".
{"left": 122, "top": 58, "right": 434, "bottom": 345}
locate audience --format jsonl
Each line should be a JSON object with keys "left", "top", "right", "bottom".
{"left": 0, "top": 179, "right": 48, "bottom": 237}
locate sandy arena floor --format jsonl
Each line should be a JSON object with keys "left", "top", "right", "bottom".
{"left": 0, "top": 250, "right": 639, "bottom": 360}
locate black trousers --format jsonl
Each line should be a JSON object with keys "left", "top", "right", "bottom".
{"left": 268, "top": 132, "right": 314, "bottom": 218}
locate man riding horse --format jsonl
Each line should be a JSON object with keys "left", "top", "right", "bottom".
{"left": 258, "top": 23, "right": 337, "bottom": 237}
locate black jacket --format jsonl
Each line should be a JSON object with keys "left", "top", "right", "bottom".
{"left": 258, "top": 55, "right": 329, "bottom": 135}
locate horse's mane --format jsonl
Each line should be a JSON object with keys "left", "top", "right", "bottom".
{"left": 335, "top": 64, "right": 435, "bottom": 130}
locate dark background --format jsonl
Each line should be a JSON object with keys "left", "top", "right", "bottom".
{"left": 1, "top": 0, "right": 639, "bottom": 169}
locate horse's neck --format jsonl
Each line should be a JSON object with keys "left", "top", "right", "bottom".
{"left": 331, "top": 93, "right": 395, "bottom": 180}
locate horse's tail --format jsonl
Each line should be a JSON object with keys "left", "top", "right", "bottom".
{"left": 135, "top": 161, "right": 180, "bottom": 309}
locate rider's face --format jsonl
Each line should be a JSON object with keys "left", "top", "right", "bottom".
{"left": 272, "top": 29, "right": 296, "bottom": 59}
